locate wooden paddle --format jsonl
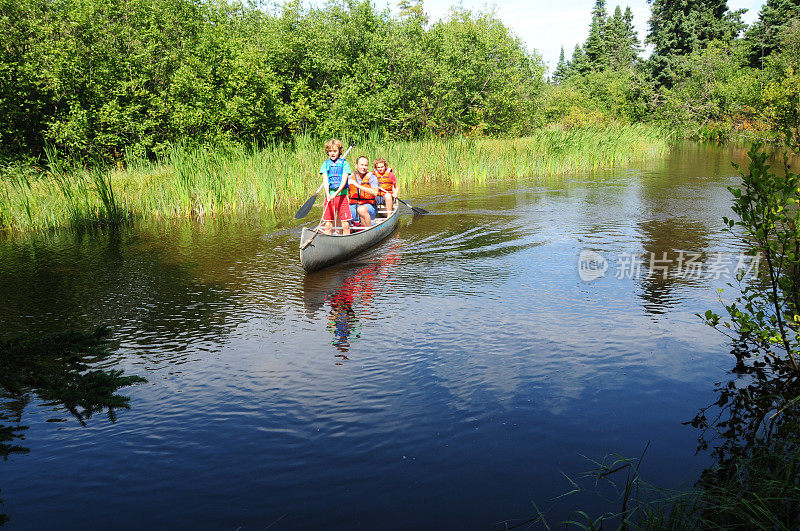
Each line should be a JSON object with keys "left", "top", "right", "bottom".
{"left": 294, "top": 144, "right": 355, "bottom": 219}
{"left": 378, "top": 186, "right": 428, "bottom": 215}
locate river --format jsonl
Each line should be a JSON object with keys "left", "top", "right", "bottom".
{"left": 0, "top": 143, "right": 771, "bottom": 528}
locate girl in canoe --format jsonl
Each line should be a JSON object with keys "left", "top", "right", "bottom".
{"left": 373, "top": 158, "right": 397, "bottom": 213}
{"left": 320, "top": 139, "right": 352, "bottom": 235}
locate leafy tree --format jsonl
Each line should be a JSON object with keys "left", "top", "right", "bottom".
{"left": 646, "top": 0, "right": 745, "bottom": 87}
{"left": 762, "top": 20, "right": 800, "bottom": 151}
{"left": 398, "top": 0, "right": 427, "bottom": 23}
{"left": 655, "top": 40, "right": 760, "bottom": 136}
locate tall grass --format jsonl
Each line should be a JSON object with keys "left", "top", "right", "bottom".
{"left": 0, "top": 124, "right": 670, "bottom": 233}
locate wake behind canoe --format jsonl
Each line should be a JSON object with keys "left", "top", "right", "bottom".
{"left": 299, "top": 205, "right": 400, "bottom": 272}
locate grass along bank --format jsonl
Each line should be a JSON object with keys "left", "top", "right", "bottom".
{"left": 0, "top": 124, "right": 670, "bottom": 233}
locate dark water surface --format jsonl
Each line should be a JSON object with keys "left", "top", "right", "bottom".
{"left": 0, "top": 144, "right": 768, "bottom": 528}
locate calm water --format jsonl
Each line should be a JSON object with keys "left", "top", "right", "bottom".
{"left": 0, "top": 144, "right": 768, "bottom": 528}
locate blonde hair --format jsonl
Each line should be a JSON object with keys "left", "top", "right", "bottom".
{"left": 373, "top": 157, "right": 388, "bottom": 169}
{"left": 323, "top": 138, "right": 343, "bottom": 154}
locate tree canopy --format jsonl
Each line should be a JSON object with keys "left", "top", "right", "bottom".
{"left": 0, "top": 0, "right": 545, "bottom": 161}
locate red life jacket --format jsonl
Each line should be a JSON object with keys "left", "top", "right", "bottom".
{"left": 348, "top": 173, "right": 376, "bottom": 204}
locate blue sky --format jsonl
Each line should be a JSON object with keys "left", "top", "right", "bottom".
{"left": 381, "top": 0, "right": 765, "bottom": 72}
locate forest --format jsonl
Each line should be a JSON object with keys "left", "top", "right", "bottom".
{"left": 2, "top": 0, "right": 799, "bottom": 165}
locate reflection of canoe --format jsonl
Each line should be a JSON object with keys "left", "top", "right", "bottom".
{"left": 300, "top": 206, "right": 400, "bottom": 272}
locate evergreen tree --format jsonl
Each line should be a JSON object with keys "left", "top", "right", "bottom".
{"left": 584, "top": 0, "right": 608, "bottom": 70}
{"left": 646, "top": 0, "right": 745, "bottom": 87}
{"left": 570, "top": 44, "right": 590, "bottom": 76}
{"left": 744, "top": 0, "right": 800, "bottom": 66}
{"left": 604, "top": 5, "right": 641, "bottom": 71}
{"left": 552, "top": 46, "right": 570, "bottom": 82}
{"left": 624, "top": 7, "right": 642, "bottom": 54}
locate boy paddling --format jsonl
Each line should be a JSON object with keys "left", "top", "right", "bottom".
{"left": 320, "top": 139, "right": 352, "bottom": 235}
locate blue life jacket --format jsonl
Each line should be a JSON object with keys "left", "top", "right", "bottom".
{"left": 325, "top": 159, "right": 347, "bottom": 191}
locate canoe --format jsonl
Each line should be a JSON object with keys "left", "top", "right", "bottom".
{"left": 299, "top": 204, "right": 400, "bottom": 272}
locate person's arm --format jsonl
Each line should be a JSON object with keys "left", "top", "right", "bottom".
{"left": 366, "top": 173, "right": 381, "bottom": 196}
{"left": 390, "top": 171, "right": 398, "bottom": 197}
{"left": 347, "top": 176, "right": 380, "bottom": 196}
{"left": 335, "top": 173, "right": 350, "bottom": 196}
{"left": 334, "top": 160, "right": 352, "bottom": 197}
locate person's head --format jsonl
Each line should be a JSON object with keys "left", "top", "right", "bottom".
{"left": 374, "top": 158, "right": 388, "bottom": 174}
{"left": 324, "top": 138, "right": 343, "bottom": 161}
{"left": 355, "top": 156, "right": 369, "bottom": 175}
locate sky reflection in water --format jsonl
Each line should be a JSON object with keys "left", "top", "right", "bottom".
{"left": 0, "top": 144, "right": 764, "bottom": 528}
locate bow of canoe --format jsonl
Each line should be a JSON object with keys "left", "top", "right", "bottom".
{"left": 299, "top": 205, "right": 400, "bottom": 272}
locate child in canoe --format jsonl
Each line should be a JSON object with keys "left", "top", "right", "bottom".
{"left": 373, "top": 158, "right": 397, "bottom": 213}
{"left": 320, "top": 139, "right": 352, "bottom": 235}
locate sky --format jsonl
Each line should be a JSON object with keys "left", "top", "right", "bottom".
{"left": 381, "top": 0, "right": 765, "bottom": 72}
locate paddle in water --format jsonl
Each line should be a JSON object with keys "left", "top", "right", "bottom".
{"left": 294, "top": 144, "right": 355, "bottom": 219}
{"left": 378, "top": 186, "right": 428, "bottom": 215}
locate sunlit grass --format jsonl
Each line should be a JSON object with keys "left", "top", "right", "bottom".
{"left": 0, "top": 124, "right": 670, "bottom": 233}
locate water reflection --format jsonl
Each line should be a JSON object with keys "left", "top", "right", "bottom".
{"left": 683, "top": 339, "right": 800, "bottom": 527}
{"left": 304, "top": 245, "right": 401, "bottom": 359}
{"left": 328, "top": 287, "right": 358, "bottom": 355}
{"left": 0, "top": 328, "right": 144, "bottom": 526}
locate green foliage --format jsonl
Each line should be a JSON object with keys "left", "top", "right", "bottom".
{"left": 744, "top": 0, "right": 800, "bottom": 67}
{"left": 552, "top": 46, "right": 569, "bottom": 84}
{"left": 544, "top": 69, "right": 653, "bottom": 125}
{"left": 583, "top": 0, "right": 608, "bottom": 70}
{"left": 569, "top": 44, "right": 590, "bottom": 77}
{"left": 0, "top": 0, "right": 544, "bottom": 162}
{"left": 646, "top": 0, "right": 745, "bottom": 87}
{"left": 703, "top": 146, "right": 800, "bottom": 371}
{"left": 0, "top": 125, "right": 669, "bottom": 232}
{"left": 654, "top": 40, "right": 762, "bottom": 137}
{"left": 761, "top": 20, "right": 800, "bottom": 151}
{"left": 604, "top": 6, "right": 641, "bottom": 72}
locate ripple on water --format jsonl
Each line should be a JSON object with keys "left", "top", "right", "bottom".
{"left": 0, "top": 145, "right": 754, "bottom": 529}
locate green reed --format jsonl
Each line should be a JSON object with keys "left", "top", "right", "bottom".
{"left": 0, "top": 124, "right": 670, "bottom": 233}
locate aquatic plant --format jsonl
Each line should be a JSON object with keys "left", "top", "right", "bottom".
{"left": 0, "top": 124, "right": 670, "bottom": 233}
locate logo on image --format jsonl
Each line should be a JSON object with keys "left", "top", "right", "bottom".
{"left": 578, "top": 250, "right": 608, "bottom": 282}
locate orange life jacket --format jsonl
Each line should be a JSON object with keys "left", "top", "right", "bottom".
{"left": 375, "top": 170, "right": 395, "bottom": 193}
{"left": 348, "top": 173, "right": 376, "bottom": 204}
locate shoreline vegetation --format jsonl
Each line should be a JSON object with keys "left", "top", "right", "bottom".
{"left": 0, "top": 124, "right": 670, "bottom": 233}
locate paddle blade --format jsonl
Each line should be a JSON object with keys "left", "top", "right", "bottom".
{"left": 396, "top": 197, "right": 428, "bottom": 215}
{"left": 295, "top": 193, "right": 318, "bottom": 219}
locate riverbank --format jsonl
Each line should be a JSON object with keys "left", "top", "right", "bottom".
{"left": 0, "top": 124, "right": 670, "bottom": 233}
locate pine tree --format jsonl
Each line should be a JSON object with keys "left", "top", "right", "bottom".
{"left": 604, "top": 5, "right": 641, "bottom": 71}
{"left": 744, "top": 0, "right": 800, "bottom": 66}
{"left": 552, "top": 46, "right": 570, "bottom": 82}
{"left": 624, "top": 7, "right": 642, "bottom": 55}
{"left": 584, "top": 0, "right": 608, "bottom": 70}
{"left": 570, "top": 44, "right": 590, "bottom": 76}
{"left": 646, "top": 0, "right": 745, "bottom": 87}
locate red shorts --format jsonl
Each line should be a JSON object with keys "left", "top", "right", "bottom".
{"left": 322, "top": 195, "right": 352, "bottom": 222}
